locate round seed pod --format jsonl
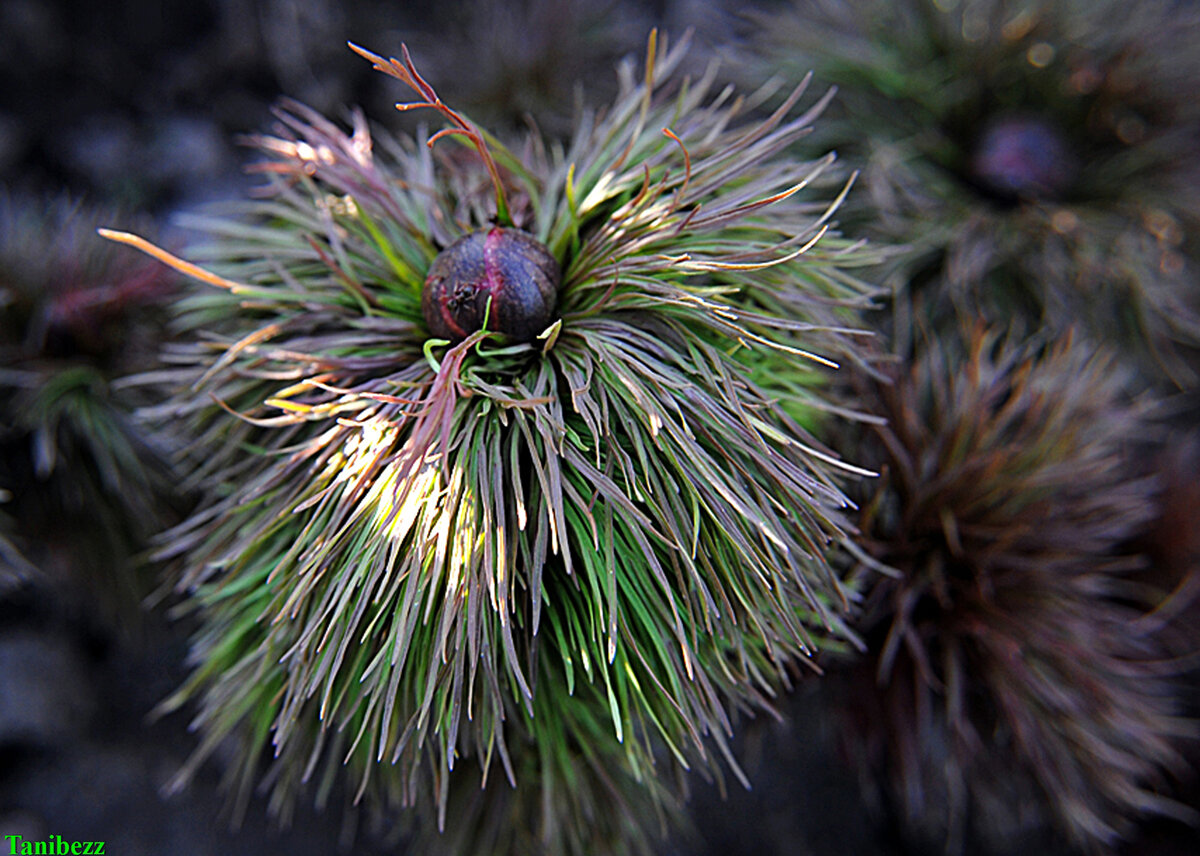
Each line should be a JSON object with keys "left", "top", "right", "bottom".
{"left": 969, "top": 115, "right": 1077, "bottom": 202}
{"left": 422, "top": 226, "right": 560, "bottom": 343}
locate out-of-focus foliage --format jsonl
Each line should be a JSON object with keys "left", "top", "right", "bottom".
{"left": 833, "top": 326, "right": 1194, "bottom": 853}
{"left": 0, "top": 195, "right": 179, "bottom": 615}
{"left": 744, "top": 0, "right": 1200, "bottom": 385}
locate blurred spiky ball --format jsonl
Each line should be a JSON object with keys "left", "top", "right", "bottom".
{"left": 0, "top": 195, "right": 178, "bottom": 612}
{"left": 833, "top": 326, "right": 1192, "bottom": 854}
{"left": 745, "top": 0, "right": 1200, "bottom": 384}
{"left": 110, "top": 32, "right": 884, "bottom": 854}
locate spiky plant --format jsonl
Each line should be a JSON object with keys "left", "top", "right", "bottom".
{"left": 744, "top": 0, "right": 1200, "bottom": 384}
{"left": 104, "top": 31, "right": 883, "bottom": 853}
{"left": 0, "top": 195, "right": 179, "bottom": 613}
{"left": 833, "top": 325, "right": 1193, "bottom": 854}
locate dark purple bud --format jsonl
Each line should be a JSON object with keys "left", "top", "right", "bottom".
{"left": 422, "top": 227, "right": 560, "bottom": 343}
{"left": 969, "top": 115, "right": 1076, "bottom": 201}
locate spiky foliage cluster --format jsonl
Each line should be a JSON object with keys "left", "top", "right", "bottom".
{"left": 113, "top": 33, "right": 883, "bottom": 853}
{"left": 416, "top": 0, "right": 651, "bottom": 135}
{"left": 0, "top": 195, "right": 177, "bottom": 609}
{"left": 744, "top": 0, "right": 1200, "bottom": 384}
{"left": 834, "top": 327, "right": 1192, "bottom": 854}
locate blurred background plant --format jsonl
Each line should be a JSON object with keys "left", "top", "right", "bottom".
{"left": 742, "top": 0, "right": 1200, "bottom": 386}
{"left": 0, "top": 194, "right": 181, "bottom": 622}
{"left": 825, "top": 324, "right": 1197, "bottom": 854}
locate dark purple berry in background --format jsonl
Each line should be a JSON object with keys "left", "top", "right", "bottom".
{"left": 422, "top": 226, "right": 560, "bottom": 343}
{"left": 969, "top": 115, "right": 1076, "bottom": 201}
